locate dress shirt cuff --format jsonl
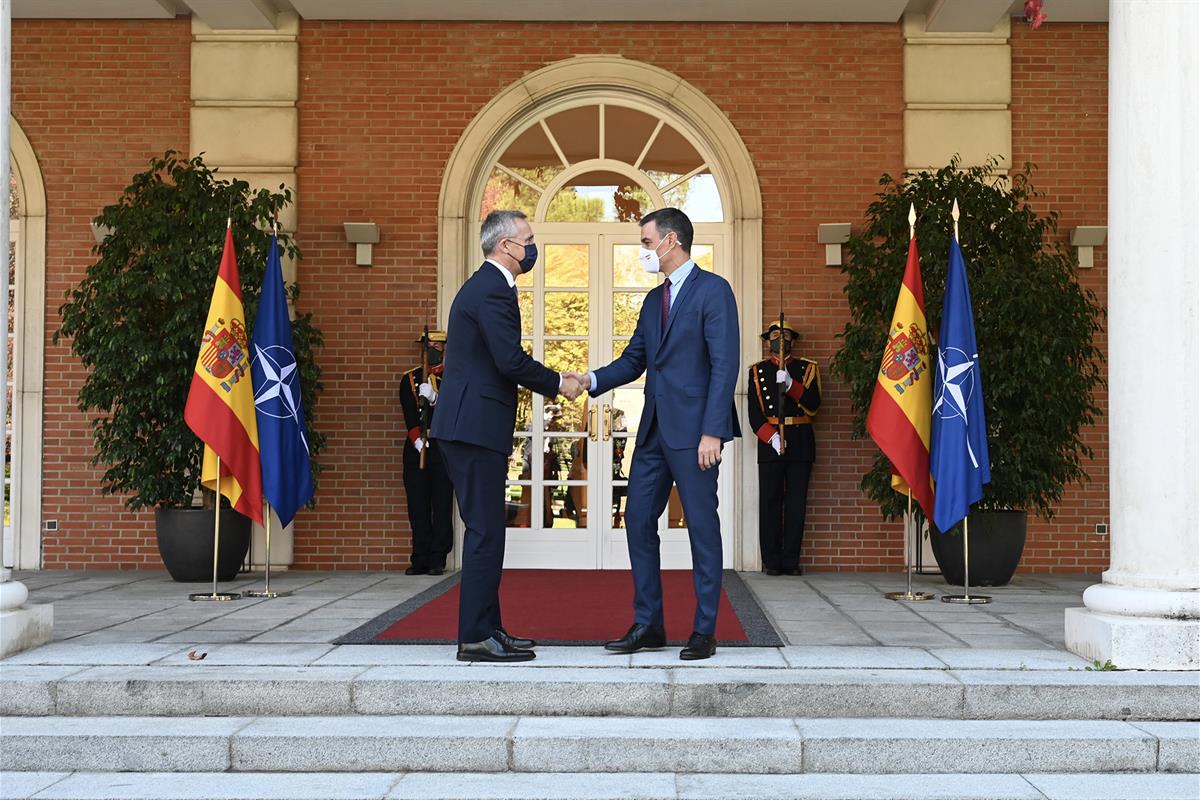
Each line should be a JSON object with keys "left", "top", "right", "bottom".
{"left": 587, "top": 371, "right": 597, "bottom": 392}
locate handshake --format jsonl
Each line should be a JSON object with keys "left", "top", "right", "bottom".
{"left": 558, "top": 371, "right": 592, "bottom": 401}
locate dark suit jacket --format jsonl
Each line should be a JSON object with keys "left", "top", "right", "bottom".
{"left": 431, "top": 263, "right": 560, "bottom": 455}
{"left": 592, "top": 266, "right": 741, "bottom": 450}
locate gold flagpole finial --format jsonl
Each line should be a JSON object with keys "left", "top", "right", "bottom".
{"left": 951, "top": 199, "right": 960, "bottom": 242}
{"left": 908, "top": 203, "right": 917, "bottom": 240}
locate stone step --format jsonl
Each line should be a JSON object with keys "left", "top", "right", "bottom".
{"left": 4, "top": 771, "right": 1200, "bottom": 800}
{"left": 1, "top": 716, "right": 1196, "bottom": 775}
{"left": 3, "top": 664, "right": 1197, "bottom": 720}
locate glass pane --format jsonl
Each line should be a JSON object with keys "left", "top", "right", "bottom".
{"left": 547, "top": 171, "right": 651, "bottom": 223}
{"left": 543, "top": 435, "right": 587, "bottom": 483}
{"left": 544, "top": 105, "right": 599, "bottom": 164}
{"left": 543, "top": 339, "right": 588, "bottom": 375}
{"left": 508, "top": 436, "right": 533, "bottom": 481}
{"left": 605, "top": 105, "right": 660, "bottom": 164}
{"left": 518, "top": 290, "right": 534, "bottom": 336}
{"left": 505, "top": 483, "right": 533, "bottom": 528}
{"left": 544, "top": 243, "right": 589, "bottom": 288}
{"left": 613, "top": 244, "right": 658, "bottom": 288}
{"left": 612, "top": 338, "right": 629, "bottom": 362}
{"left": 611, "top": 387, "right": 645, "bottom": 435}
{"left": 544, "top": 392, "right": 588, "bottom": 433}
{"left": 666, "top": 486, "right": 687, "bottom": 529}
{"left": 516, "top": 265, "right": 533, "bottom": 288}
{"left": 692, "top": 243, "right": 714, "bottom": 271}
{"left": 612, "top": 292, "right": 643, "bottom": 337}
{"left": 515, "top": 387, "right": 532, "bottom": 433}
{"left": 664, "top": 171, "right": 723, "bottom": 222}
{"left": 545, "top": 483, "right": 588, "bottom": 529}
{"left": 545, "top": 292, "right": 588, "bottom": 336}
{"left": 500, "top": 123, "right": 567, "bottom": 176}
{"left": 641, "top": 124, "right": 702, "bottom": 180}
{"left": 611, "top": 484, "right": 629, "bottom": 529}
{"left": 611, "top": 435, "right": 633, "bottom": 482}
{"left": 481, "top": 167, "right": 539, "bottom": 220}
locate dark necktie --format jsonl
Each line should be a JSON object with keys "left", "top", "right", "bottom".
{"left": 661, "top": 280, "right": 672, "bottom": 334}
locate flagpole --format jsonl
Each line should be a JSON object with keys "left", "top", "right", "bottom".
{"left": 886, "top": 489, "right": 934, "bottom": 602}
{"left": 189, "top": 456, "right": 241, "bottom": 601}
{"left": 245, "top": 501, "right": 290, "bottom": 599}
{"left": 942, "top": 515, "right": 991, "bottom": 604}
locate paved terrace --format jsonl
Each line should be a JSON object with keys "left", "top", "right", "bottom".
{"left": 7, "top": 569, "right": 1089, "bottom": 655}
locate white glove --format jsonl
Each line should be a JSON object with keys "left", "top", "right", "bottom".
{"left": 419, "top": 382, "right": 438, "bottom": 404}
{"left": 776, "top": 369, "right": 793, "bottom": 391}
{"left": 413, "top": 437, "right": 426, "bottom": 452}
{"left": 769, "top": 432, "right": 782, "bottom": 455}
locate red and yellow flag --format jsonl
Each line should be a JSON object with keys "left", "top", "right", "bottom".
{"left": 184, "top": 225, "right": 263, "bottom": 524}
{"left": 866, "top": 235, "right": 935, "bottom": 519}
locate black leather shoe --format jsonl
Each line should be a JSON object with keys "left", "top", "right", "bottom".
{"left": 784, "top": 566, "right": 804, "bottom": 576}
{"left": 404, "top": 565, "right": 428, "bottom": 576}
{"left": 427, "top": 566, "right": 445, "bottom": 576}
{"left": 764, "top": 568, "right": 782, "bottom": 576}
{"left": 456, "top": 636, "right": 536, "bottom": 663}
{"left": 604, "top": 623, "right": 667, "bottom": 653}
{"left": 494, "top": 627, "right": 536, "bottom": 650}
{"left": 680, "top": 632, "right": 717, "bottom": 661}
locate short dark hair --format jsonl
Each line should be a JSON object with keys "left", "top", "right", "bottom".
{"left": 639, "top": 207, "right": 693, "bottom": 252}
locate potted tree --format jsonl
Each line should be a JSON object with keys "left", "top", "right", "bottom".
{"left": 831, "top": 157, "right": 1105, "bottom": 586}
{"left": 55, "top": 151, "right": 325, "bottom": 581}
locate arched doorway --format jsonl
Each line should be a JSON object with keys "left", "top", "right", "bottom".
{"left": 438, "top": 57, "right": 763, "bottom": 570}
{"left": 5, "top": 118, "right": 46, "bottom": 570}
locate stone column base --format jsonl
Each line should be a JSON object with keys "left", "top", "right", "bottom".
{"left": 1065, "top": 607, "right": 1200, "bottom": 671}
{"left": 0, "top": 604, "right": 54, "bottom": 658}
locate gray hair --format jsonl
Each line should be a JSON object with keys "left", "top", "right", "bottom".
{"left": 480, "top": 210, "right": 527, "bottom": 257}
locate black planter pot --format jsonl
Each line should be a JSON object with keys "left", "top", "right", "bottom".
{"left": 928, "top": 509, "right": 1027, "bottom": 587}
{"left": 155, "top": 507, "right": 252, "bottom": 583}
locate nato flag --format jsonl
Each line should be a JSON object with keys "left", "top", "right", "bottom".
{"left": 250, "top": 235, "right": 314, "bottom": 527}
{"left": 930, "top": 235, "right": 991, "bottom": 533}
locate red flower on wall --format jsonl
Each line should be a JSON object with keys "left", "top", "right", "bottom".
{"left": 1024, "top": 0, "right": 1048, "bottom": 29}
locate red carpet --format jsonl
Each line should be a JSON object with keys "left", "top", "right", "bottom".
{"left": 373, "top": 570, "right": 751, "bottom": 645}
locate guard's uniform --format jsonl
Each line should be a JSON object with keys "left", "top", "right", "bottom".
{"left": 399, "top": 364, "right": 453, "bottom": 573}
{"left": 747, "top": 355, "right": 822, "bottom": 573}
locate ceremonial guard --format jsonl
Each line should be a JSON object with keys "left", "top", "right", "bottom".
{"left": 748, "top": 320, "right": 822, "bottom": 575}
{"left": 398, "top": 329, "right": 453, "bottom": 575}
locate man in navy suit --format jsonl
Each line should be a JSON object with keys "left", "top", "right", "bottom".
{"left": 432, "top": 210, "right": 584, "bottom": 663}
{"left": 571, "top": 208, "right": 741, "bottom": 660}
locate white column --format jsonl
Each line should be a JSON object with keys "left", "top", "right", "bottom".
{"left": 0, "top": 0, "right": 53, "bottom": 658}
{"left": 1064, "top": 0, "right": 1200, "bottom": 670}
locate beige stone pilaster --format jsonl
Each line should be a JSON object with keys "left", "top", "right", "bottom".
{"left": 191, "top": 12, "right": 300, "bottom": 568}
{"left": 903, "top": 14, "right": 1012, "bottom": 171}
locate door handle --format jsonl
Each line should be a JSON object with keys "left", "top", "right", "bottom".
{"left": 603, "top": 403, "right": 612, "bottom": 441}
{"left": 589, "top": 403, "right": 599, "bottom": 442}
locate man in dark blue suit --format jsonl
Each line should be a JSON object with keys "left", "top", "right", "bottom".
{"left": 571, "top": 208, "right": 741, "bottom": 660}
{"left": 432, "top": 210, "right": 584, "bottom": 663}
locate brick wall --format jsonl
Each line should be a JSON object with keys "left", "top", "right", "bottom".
{"left": 1010, "top": 21, "right": 1110, "bottom": 572}
{"left": 11, "top": 19, "right": 192, "bottom": 568}
{"left": 14, "top": 17, "right": 1110, "bottom": 572}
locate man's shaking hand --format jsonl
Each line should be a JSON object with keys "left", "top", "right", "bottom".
{"left": 560, "top": 372, "right": 585, "bottom": 401}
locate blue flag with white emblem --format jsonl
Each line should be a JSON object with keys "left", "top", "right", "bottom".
{"left": 930, "top": 235, "right": 990, "bottom": 533}
{"left": 251, "top": 234, "right": 313, "bottom": 527}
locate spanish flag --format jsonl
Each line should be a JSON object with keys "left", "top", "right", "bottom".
{"left": 865, "top": 232, "right": 935, "bottom": 520}
{"left": 184, "top": 224, "right": 264, "bottom": 524}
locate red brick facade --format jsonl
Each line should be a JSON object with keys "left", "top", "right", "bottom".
{"left": 11, "top": 19, "right": 1110, "bottom": 572}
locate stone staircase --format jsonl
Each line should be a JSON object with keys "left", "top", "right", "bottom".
{"left": 1, "top": 646, "right": 1198, "bottom": 799}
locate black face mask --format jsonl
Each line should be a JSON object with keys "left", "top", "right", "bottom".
{"left": 425, "top": 345, "right": 443, "bottom": 368}
{"left": 769, "top": 338, "right": 795, "bottom": 356}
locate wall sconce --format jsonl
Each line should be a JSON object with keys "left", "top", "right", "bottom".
{"left": 1070, "top": 226, "right": 1107, "bottom": 269}
{"left": 343, "top": 222, "right": 379, "bottom": 267}
{"left": 817, "top": 223, "right": 852, "bottom": 267}
{"left": 90, "top": 222, "right": 112, "bottom": 245}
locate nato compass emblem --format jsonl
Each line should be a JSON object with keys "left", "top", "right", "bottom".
{"left": 252, "top": 344, "right": 310, "bottom": 455}
{"left": 933, "top": 346, "right": 980, "bottom": 468}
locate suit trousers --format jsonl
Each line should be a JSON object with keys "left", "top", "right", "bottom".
{"left": 439, "top": 439, "right": 507, "bottom": 643}
{"left": 401, "top": 444, "right": 454, "bottom": 570}
{"left": 624, "top": 419, "right": 724, "bottom": 635}
{"left": 757, "top": 460, "right": 813, "bottom": 571}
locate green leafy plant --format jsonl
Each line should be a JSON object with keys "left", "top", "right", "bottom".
{"left": 1086, "top": 659, "right": 1118, "bottom": 671}
{"left": 55, "top": 151, "right": 325, "bottom": 510}
{"left": 831, "top": 156, "right": 1104, "bottom": 521}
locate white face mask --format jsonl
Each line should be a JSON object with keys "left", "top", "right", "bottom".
{"left": 638, "top": 237, "right": 675, "bottom": 274}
